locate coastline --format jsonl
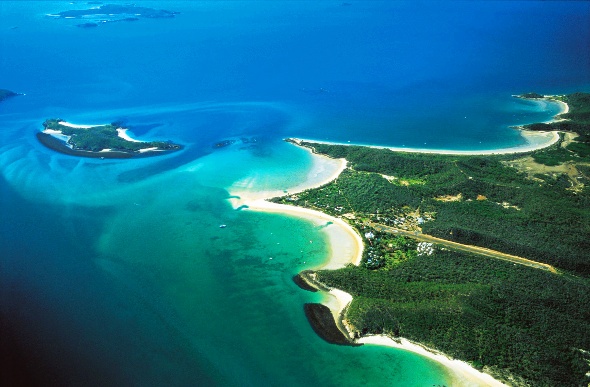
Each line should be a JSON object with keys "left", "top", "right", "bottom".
{"left": 358, "top": 336, "right": 508, "bottom": 387}
{"left": 244, "top": 199, "right": 363, "bottom": 270}
{"left": 288, "top": 97, "right": 569, "bottom": 156}
{"left": 228, "top": 146, "right": 347, "bottom": 205}
{"left": 237, "top": 140, "right": 513, "bottom": 387}
{"left": 290, "top": 129, "right": 560, "bottom": 156}
{"left": 116, "top": 128, "right": 142, "bottom": 142}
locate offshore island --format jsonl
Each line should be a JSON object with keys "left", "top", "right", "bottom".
{"left": 37, "top": 119, "right": 182, "bottom": 159}
{"left": 232, "top": 93, "right": 590, "bottom": 387}
{"left": 0, "top": 89, "right": 21, "bottom": 103}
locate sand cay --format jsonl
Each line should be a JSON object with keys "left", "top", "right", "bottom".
{"left": 234, "top": 141, "right": 513, "bottom": 386}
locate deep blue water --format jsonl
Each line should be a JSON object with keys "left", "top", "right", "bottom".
{"left": 1, "top": 1, "right": 589, "bottom": 386}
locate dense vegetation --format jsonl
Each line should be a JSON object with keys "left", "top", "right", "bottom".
{"left": 42, "top": 119, "right": 180, "bottom": 153}
{"left": 280, "top": 93, "right": 590, "bottom": 386}
{"left": 277, "top": 144, "right": 590, "bottom": 276}
{"left": 518, "top": 92, "right": 544, "bottom": 99}
{"left": 317, "top": 252, "right": 590, "bottom": 386}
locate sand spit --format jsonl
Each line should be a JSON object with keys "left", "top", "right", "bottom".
{"left": 291, "top": 130, "right": 560, "bottom": 156}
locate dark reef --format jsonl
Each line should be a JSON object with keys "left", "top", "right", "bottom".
{"left": 303, "top": 304, "right": 360, "bottom": 346}
{"left": 292, "top": 274, "right": 318, "bottom": 292}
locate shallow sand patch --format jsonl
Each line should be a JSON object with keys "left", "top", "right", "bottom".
{"left": 229, "top": 148, "right": 347, "bottom": 205}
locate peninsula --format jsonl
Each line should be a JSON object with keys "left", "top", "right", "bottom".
{"left": 252, "top": 93, "right": 590, "bottom": 386}
{"left": 37, "top": 119, "right": 181, "bottom": 159}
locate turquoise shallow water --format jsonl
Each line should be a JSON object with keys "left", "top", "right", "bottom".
{"left": 0, "top": 132, "right": 454, "bottom": 385}
{"left": 1, "top": 1, "right": 589, "bottom": 385}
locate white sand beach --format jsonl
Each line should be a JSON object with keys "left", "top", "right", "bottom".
{"left": 555, "top": 99, "right": 570, "bottom": 115}
{"left": 359, "top": 335, "right": 508, "bottom": 387}
{"left": 245, "top": 199, "right": 363, "bottom": 270}
{"left": 57, "top": 121, "right": 98, "bottom": 129}
{"left": 138, "top": 147, "right": 160, "bottom": 153}
{"left": 229, "top": 148, "right": 347, "bottom": 205}
{"left": 546, "top": 96, "right": 569, "bottom": 122}
{"left": 292, "top": 129, "right": 560, "bottom": 156}
{"left": 236, "top": 141, "right": 512, "bottom": 387}
{"left": 289, "top": 97, "right": 570, "bottom": 156}
{"left": 116, "top": 128, "right": 142, "bottom": 142}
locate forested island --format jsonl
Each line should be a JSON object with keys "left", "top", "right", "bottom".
{"left": 37, "top": 119, "right": 181, "bottom": 159}
{"left": 278, "top": 93, "right": 590, "bottom": 386}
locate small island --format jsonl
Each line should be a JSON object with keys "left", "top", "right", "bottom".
{"left": 0, "top": 89, "right": 20, "bottom": 103}
{"left": 47, "top": 4, "right": 179, "bottom": 28}
{"left": 37, "top": 119, "right": 181, "bottom": 159}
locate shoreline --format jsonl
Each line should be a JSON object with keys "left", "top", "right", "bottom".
{"left": 235, "top": 140, "right": 514, "bottom": 386}
{"left": 245, "top": 199, "right": 363, "bottom": 270}
{"left": 289, "top": 97, "right": 569, "bottom": 156}
{"left": 228, "top": 145, "right": 347, "bottom": 205}
{"left": 36, "top": 132, "right": 179, "bottom": 159}
{"left": 359, "top": 336, "right": 508, "bottom": 387}
{"left": 290, "top": 129, "right": 560, "bottom": 156}
{"left": 39, "top": 119, "right": 181, "bottom": 158}
{"left": 116, "top": 128, "right": 142, "bottom": 142}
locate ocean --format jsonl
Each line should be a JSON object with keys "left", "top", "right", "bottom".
{"left": 1, "top": 1, "right": 589, "bottom": 385}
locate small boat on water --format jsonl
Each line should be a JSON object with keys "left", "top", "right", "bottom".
{"left": 219, "top": 224, "right": 227, "bottom": 228}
